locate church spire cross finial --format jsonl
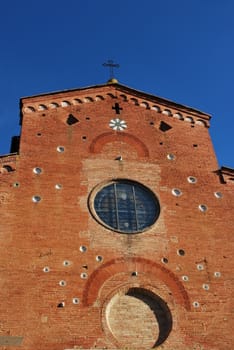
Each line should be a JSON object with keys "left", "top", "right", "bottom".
{"left": 102, "top": 59, "right": 120, "bottom": 80}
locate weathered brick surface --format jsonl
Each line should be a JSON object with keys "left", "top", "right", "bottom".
{"left": 0, "top": 83, "right": 233, "bottom": 350}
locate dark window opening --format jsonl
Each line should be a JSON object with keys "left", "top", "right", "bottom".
{"left": 178, "top": 249, "right": 185, "bottom": 256}
{"left": 3, "top": 165, "right": 14, "bottom": 172}
{"left": 10, "top": 136, "right": 20, "bottom": 153}
{"left": 159, "top": 121, "right": 172, "bottom": 132}
{"left": 66, "top": 114, "right": 79, "bottom": 125}
{"left": 57, "top": 302, "right": 64, "bottom": 308}
{"left": 131, "top": 271, "right": 138, "bottom": 276}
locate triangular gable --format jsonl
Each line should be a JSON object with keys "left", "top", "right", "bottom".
{"left": 20, "top": 82, "right": 211, "bottom": 128}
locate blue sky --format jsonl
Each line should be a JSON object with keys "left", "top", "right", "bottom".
{"left": 0, "top": 0, "right": 233, "bottom": 168}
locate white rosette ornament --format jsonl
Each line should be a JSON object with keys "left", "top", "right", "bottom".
{"left": 109, "top": 118, "right": 127, "bottom": 131}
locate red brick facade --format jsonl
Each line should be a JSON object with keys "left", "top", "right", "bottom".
{"left": 0, "top": 83, "right": 233, "bottom": 349}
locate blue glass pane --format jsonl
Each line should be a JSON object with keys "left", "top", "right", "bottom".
{"left": 134, "top": 186, "right": 158, "bottom": 230}
{"left": 94, "top": 181, "right": 160, "bottom": 233}
{"left": 94, "top": 185, "right": 117, "bottom": 229}
{"left": 116, "top": 183, "right": 137, "bottom": 232}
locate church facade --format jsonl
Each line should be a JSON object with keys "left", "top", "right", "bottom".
{"left": 0, "top": 82, "right": 233, "bottom": 349}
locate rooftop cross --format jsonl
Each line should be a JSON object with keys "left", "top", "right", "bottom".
{"left": 102, "top": 59, "right": 120, "bottom": 80}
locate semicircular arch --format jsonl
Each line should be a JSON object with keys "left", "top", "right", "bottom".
{"left": 89, "top": 132, "right": 149, "bottom": 158}
{"left": 82, "top": 257, "right": 190, "bottom": 310}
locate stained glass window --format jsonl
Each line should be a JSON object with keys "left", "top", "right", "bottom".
{"left": 93, "top": 181, "right": 160, "bottom": 233}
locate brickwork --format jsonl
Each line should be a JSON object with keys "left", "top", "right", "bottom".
{"left": 0, "top": 83, "right": 233, "bottom": 350}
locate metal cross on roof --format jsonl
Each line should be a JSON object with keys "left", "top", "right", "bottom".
{"left": 102, "top": 59, "right": 120, "bottom": 79}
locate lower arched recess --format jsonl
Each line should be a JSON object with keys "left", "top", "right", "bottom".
{"left": 105, "top": 287, "right": 172, "bottom": 349}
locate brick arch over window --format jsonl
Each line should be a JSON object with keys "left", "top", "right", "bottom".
{"left": 82, "top": 257, "right": 190, "bottom": 310}
{"left": 89, "top": 132, "right": 149, "bottom": 158}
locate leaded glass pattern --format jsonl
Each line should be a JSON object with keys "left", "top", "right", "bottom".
{"left": 93, "top": 181, "right": 160, "bottom": 233}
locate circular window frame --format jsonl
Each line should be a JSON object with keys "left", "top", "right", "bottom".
{"left": 88, "top": 179, "right": 160, "bottom": 234}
